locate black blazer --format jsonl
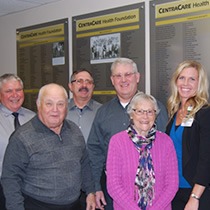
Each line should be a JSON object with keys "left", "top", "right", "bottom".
{"left": 166, "top": 106, "right": 210, "bottom": 188}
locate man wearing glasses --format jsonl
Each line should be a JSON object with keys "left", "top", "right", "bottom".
{"left": 66, "top": 69, "right": 102, "bottom": 210}
{"left": 87, "top": 57, "right": 168, "bottom": 210}
{"left": 67, "top": 69, "right": 102, "bottom": 143}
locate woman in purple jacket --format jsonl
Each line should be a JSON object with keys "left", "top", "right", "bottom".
{"left": 106, "top": 92, "right": 178, "bottom": 210}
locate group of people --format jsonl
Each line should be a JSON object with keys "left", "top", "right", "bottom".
{"left": 0, "top": 57, "right": 209, "bottom": 210}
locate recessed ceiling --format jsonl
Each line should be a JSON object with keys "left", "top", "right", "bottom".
{"left": 0, "top": 0, "right": 63, "bottom": 17}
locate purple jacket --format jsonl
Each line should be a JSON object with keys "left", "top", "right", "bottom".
{"left": 107, "top": 130, "right": 178, "bottom": 210}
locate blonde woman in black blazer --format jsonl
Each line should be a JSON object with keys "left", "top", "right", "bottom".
{"left": 166, "top": 60, "right": 210, "bottom": 210}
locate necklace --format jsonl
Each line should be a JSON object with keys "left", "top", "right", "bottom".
{"left": 178, "top": 105, "right": 193, "bottom": 120}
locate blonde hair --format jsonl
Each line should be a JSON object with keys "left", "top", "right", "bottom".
{"left": 167, "top": 60, "right": 209, "bottom": 120}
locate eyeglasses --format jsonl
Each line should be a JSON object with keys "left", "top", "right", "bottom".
{"left": 71, "top": 79, "right": 93, "bottom": 85}
{"left": 132, "top": 109, "right": 156, "bottom": 116}
{"left": 112, "top": 72, "right": 136, "bottom": 80}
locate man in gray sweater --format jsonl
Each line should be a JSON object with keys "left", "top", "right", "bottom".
{"left": 1, "top": 83, "right": 96, "bottom": 210}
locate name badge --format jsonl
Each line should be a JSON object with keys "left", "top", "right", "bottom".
{"left": 181, "top": 117, "right": 194, "bottom": 127}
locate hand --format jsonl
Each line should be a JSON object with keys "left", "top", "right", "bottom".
{"left": 184, "top": 197, "right": 199, "bottom": 210}
{"left": 86, "top": 193, "right": 96, "bottom": 210}
{"left": 95, "top": 191, "right": 106, "bottom": 209}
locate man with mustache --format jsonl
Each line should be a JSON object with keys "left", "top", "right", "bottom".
{"left": 67, "top": 69, "right": 102, "bottom": 143}
{"left": 66, "top": 69, "right": 102, "bottom": 210}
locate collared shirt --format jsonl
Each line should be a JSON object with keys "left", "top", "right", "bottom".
{"left": 1, "top": 116, "right": 95, "bottom": 210}
{"left": 0, "top": 104, "right": 35, "bottom": 177}
{"left": 66, "top": 98, "right": 101, "bottom": 142}
{"left": 87, "top": 96, "right": 168, "bottom": 191}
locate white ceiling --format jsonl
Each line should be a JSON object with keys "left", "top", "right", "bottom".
{"left": 0, "top": 0, "right": 63, "bottom": 17}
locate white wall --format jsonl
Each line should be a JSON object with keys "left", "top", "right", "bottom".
{"left": 0, "top": 0, "right": 151, "bottom": 91}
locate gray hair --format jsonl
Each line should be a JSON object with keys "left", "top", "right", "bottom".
{"left": 0, "top": 74, "right": 23, "bottom": 90}
{"left": 127, "top": 92, "right": 160, "bottom": 116}
{"left": 110, "top": 57, "right": 138, "bottom": 75}
{"left": 37, "top": 83, "right": 68, "bottom": 105}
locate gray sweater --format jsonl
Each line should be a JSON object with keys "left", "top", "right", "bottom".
{"left": 1, "top": 115, "right": 94, "bottom": 210}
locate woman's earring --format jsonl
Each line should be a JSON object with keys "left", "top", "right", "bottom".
{"left": 130, "top": 118, "right": 134, "bottom": 125}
